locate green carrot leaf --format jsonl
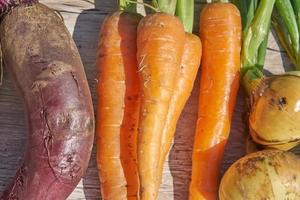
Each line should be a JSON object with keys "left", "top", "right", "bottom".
{"left": 153, "top": 0, "right": 177, "bottom": 14}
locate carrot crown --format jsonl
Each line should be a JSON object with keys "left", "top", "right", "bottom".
{"left": 150, "top": 0, "right": 196, "bottom": 33}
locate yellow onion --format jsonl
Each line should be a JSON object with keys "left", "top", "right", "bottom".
{"left": 219, "top": 150, "right": 300, "bottom": 200}
{"left": 249, "top": 74, "right": 300, "bottom": 150}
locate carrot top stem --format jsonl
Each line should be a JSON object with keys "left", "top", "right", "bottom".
{"left": 241, "top": 0, "right": 275, "bottom": 74}
{"left": 119, "top": 0, "right": 136, "bottom": 12}
{"left": 175, "top": 0, "right": 193, "bottom": 33}
{"left": 233, "top": 0, "right": 255, "bottom": 30}
{"left": 211, "top": 0, "right": 228, "bottom": 3}
{"left": 125, "top": 0, "right": 159, "bottom": 12}
{"left": 152, "top": 0, "right": 177, "bottom": 14}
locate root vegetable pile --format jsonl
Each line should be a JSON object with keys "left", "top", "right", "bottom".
{"left": 1, "top": 0, "right": 300, "bottom": 200}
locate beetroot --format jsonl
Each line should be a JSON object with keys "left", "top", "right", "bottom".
{"left": 0, "top": 2, "right": 94, "bottom": 199}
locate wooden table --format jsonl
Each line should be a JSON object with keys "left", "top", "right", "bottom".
{"left": 0, "top": 1, "right": 299, "bottom": 199}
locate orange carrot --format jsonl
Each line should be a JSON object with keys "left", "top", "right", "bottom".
{"left": 189, "top": 3, "right": 241, "bottom": 200}
{"left": 96, "top": 11, "right": 142, "bottom": 200}
{"left": 157, "top": 32, "right": 202, "bottom": 188}
{"left": 136, "top": 12, "right": 185, "bottom": 200}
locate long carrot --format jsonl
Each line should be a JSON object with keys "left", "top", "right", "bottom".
{"left": 137, "top": 12, "right": 185, "bottom": 200}
{"left": 189, "top": 2, "right": 242, "bottom": 200}
{"left": 156, "top": 0, "right": 202, "bottom": 193}
{"left": 96, "top": 7, "right": 142, "bottom": 200}
{"left": 157, "top": 32, "right": 201, "bottom": 190}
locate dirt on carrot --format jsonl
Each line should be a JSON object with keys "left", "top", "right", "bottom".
{"left": 96, "top": 11, "right": 142, "bottom": 200}
{"left": 136, "top": 12, "right": 185, "bottom": 200}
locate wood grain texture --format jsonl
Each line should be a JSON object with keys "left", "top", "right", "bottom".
{"left": 0, "top": 1, "right": 299, "bottom": 200}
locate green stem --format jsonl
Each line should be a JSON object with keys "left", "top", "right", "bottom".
{"left": 272, "top": 16, "right": 300, "bottom": 70}
{"left": 291, "top": 0, "right": 300, "bottom": 33}
{"left": 241, "top": 0, "right": 275, "bottom": 75}
{"left": 212, "top": 0, "right": 228, "bottom": 3}
{"left": 246, "top": 0, "right": 256, "bottom": 28}
{"left": 233, "top": 0, "right": 258, "bottom": 31}
{"left": 127, "top": 0, "right": 159, "bottom": 12}
{"left": 153, "top": 0, "right": 177, "bottom": 14}
{"left": 291, "top": 0, "right": 300, "bottom": 70}
{"left": 119, "top": 0, "right": 136, "bottom": 12}
{"left": 256, "top": 21, "right": 270, "bottom": 70}
{"left": 275, "top": 0, "right": 299, "bottom": 54}
{"left": 232, "top": 0, "right": 249, "bottom": 29}
{"left": 175, "top": 0, "right": 194, "bottom": 33}
{"left": 234, "top": 0, "right": 269, "bottom": 71}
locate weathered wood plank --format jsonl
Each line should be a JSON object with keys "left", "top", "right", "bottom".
{"left": 0, "top": 1, "right": 298, "bottom": 200}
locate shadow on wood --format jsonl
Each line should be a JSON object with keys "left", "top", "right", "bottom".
{"left": 269, "top": 28, "right": 294, "bottom": 73}
{"left": 0, "top": 69, "right": 26, "bottom": 195}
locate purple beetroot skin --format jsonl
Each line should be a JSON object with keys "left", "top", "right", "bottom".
{"left": 0, "top": 2, "right": 95, "bottom": 200}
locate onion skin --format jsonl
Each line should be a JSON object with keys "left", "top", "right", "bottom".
{"left": 249, "top": 74, "right": 300, "bottom": 150}
{"left": 219, "top": 150, "right": 300, "bottom": 200}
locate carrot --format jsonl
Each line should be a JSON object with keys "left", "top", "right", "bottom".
{"left": 136, "top": 12, "right": 185, "bottom": 200}
{"left": 96, "top": 10, "right": 142, "bottom": 200}
{"left": 189, "top": 2, "right": 241, "bottom": 200}
{"left": 157, "top": 32, "right": 201, "bottom": 191}
{"left": 157, "top": 0, "right": 202, "bottom": 189}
